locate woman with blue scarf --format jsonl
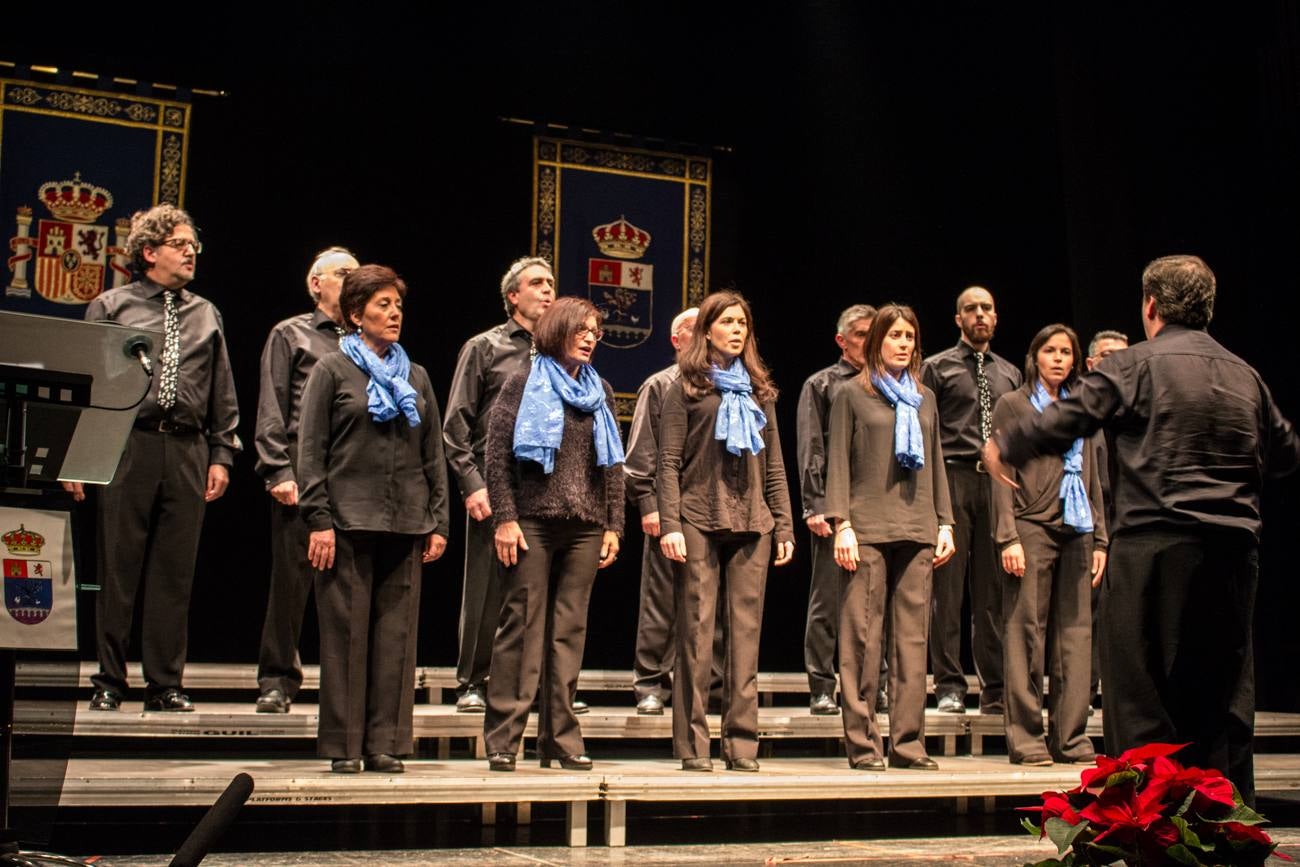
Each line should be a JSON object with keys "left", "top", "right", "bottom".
{"left": 990, "top": 323, "right": 1107, "bottom": 766}
{"left": 482, "top": 296, "right": 625, "bottom": 772}
{"left": 825, "top": 304, "right": 954, "bottom": 772}
{"left": 658, "top": 291, "right": 795, "bottom": 772}
{"left": 298, "top": 265, "right": 450, "bottom": 774}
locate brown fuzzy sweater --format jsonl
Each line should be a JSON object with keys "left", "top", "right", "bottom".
{"left": 485, "top": 369, "right": 625, "bottom": 533}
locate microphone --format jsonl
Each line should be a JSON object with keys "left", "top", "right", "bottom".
{"left": 169, "top": 772, "right": 254, "bottom": 867}
{"left": 122, "top": 334, "right": 155, "bottom": 376}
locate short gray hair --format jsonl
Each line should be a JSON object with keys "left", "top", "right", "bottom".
{"left": 305, "top": 246, "right": 356, "bottom": 301}
{"left": 1088, "top": 329, "right": 1129, "bottom": 358}
{"left": 499, "top": 256, "right": 552, "bottom": 315}
{"left": 1142, "top": 255, "right": 1215, "bottom": 329}
{"left": 836, "top": 304, "right": 877, "bottom": 336}
{"left": 125, "top": 204, "right": 195, "bottom": 273}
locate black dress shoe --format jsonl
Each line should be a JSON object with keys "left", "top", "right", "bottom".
{"left": 488, "top": 753, "right": 516, "bottom": 772}
{"left": 681, "top": 757, "right": 713, "bottom": 772}
{"left": 852, "top": 757, "right": 887, "bottom": 771}
{"left": 875, "top": 687, "right": 889, "bottom": 715}
{"left": 891, "top": 755, "right": 939, "bottom": 770}
{"left": 364, "top": 753, "right": 405, "bottom": 773}
{"left": 573, "top": 698, "right": 590, "bottom": 715}
{"left": 331, "top": 758, "right": 362, "bottom": 774}
{"left": 144, "top": 688, "right": 194, "bottom": 712}
{"left": 256, "top": 688, "right": 289, "bottom": 714}
{"left": 89, "top": 689, "right": 121, "bottom": 711}
{"left": 725, "top": 757, "right": 760, "bottom": 772}
{"left": 936, "top": 693, "right": 965, "bottom": 714}
{"left": 809, "top": 693, "right": 840, "bottom": 715}
{"left": 456, "top": 686, "right": 486, "bottom": 713}
{"left": 636, "top": 694, "right": 665, "bottom": 715}
{"left": 540, "top": 754, "right": 593, "bottom": 771}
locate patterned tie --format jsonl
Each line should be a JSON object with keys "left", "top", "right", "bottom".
{"left": 975, "top": 351, "right": 992, "bottom": 444}
{"left": 157, "top": 289, "right": 180, "bottom": 411}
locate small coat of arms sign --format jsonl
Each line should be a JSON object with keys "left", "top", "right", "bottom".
{"left": 588, "top": 215, "right": 654, "bottom": 349}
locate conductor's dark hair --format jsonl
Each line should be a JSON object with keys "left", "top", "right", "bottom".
{"left": 1142, "top": 254, "right": 1216, "bottom": 329}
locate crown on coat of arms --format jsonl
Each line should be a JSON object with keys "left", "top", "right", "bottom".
{"left": 2, "top": 525, "right": 45, "bottom": 556}
{"left": 40, "top": 172, "right": 113, "bottom": 224}
{"left": 592, "top": 216, "right": 651, "bottom": 259}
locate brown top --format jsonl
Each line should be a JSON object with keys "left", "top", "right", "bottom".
{"left": 485, "top": 369, "right": 625, "bottom": 533}
{"left": 823, "top": 380, "right": 954, "bottom": 545}
{"left": 655, "top": 380, "right": 794, "bottom": 543}
{"left": 990, "top": 386, "right": 1108, "bottom": 551}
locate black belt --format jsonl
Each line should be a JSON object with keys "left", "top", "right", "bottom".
{"left": 944, "top": 458, "right": 987, "bottom": 474}
{"left": 135, "top": 419, "right": 200, "bottom": 435}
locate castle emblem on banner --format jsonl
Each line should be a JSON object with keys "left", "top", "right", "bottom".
{"left": 2, "top": 524, "right": 52, "bottom": 626}
{"left": 589, "top": 215, "right": 654, "bottom": 349}
{"left": 7, "top": 172, "right": 132, "bottom": 304}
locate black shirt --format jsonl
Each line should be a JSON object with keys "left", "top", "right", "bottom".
{"left": 922, "top": 340, "right": 1022, "bottom": 461}
{"left": 84, "top": 278, "right": 241, "bottom": 465}
{"left": 297, "top": 351, "right": 450, "bottom": 536}
{"left": 442, "top": 318, "right": 534, "bottom": 499}
{"left": 795, "top": 358, "right": 860, "bottom": 518}
{"left": 622, "top": 363, "right": 679, "bottom": 518}
{"left": 996, "top": 325, "right": 1300, "bottom": 541}
{"left": 254, "top": 308, "right": 345, "bottom": 488}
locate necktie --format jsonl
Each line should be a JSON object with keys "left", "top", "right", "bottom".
{"left": 157, "top": 290, "right": 180, "bottom": 411}
{"left": 975, "top": 351, "right": 992, "bottom": 444}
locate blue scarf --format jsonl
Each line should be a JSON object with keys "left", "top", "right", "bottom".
{"left": 1029, "top": 381, "right": 1093, "bottom": 533}
{"left": 513, "top": 355, "right": 625, "bottom": 474}
{"left": 340, "top": 333, "right": 420, "bottom": 427}
{"left": 871, "top": 370, "right": 925, "bottom": 469}
{"left": 710, "top": 359, "right": 767, "bottom": 456}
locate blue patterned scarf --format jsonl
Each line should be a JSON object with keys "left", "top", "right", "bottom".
{"left": 1029, "top": 380, "right": 1093, "bottom": 533}
{"left": 340, "top": 333, "right": 420, "bottom": 427}
{"left": 513, "top": 355, "right": 624, "bottom": 474}
{"left": 710, "top": 359, "right": 767, "bottom": 456}
{"left": 871, "top": 370, "right": 925, "bottom": 469}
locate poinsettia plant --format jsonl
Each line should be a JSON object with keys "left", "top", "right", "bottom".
{"left": 1020, "top": 742, "right": 1290, "bottom": 866}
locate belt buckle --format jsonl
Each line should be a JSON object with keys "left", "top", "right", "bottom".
{"left": 974, "top": 460, "right": 987, "bottom": 474}
{"left": 157, "top": 420, "right": 180, "bottom": 434}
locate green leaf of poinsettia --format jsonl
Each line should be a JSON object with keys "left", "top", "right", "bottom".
{"left": 1165, "top": 843, "right": 1204, "bottom": 866}
{"left": 1045, "top": 817, "right": 1087, "bottom": 853}
{"left": 1171, "top": 816, "right": 1211, "bottom": 851}
{"left": 1213, "top": 802, "right": 1267, "bottom": 825}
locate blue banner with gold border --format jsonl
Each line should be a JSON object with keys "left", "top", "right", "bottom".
{"left": 533, "top": 137, "right": 710, "bottom": 419}
{"left": 1, "top": 77, "right": 191, "bottom": 317}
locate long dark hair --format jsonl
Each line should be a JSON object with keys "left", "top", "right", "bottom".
{"left": 1023, "top": 323, "right": 1083, "bottom": 389}
{"left": 856, "top": 303, "right": 922, "bottom": 395}
{"left": 677, "top": 291, "right": 778, "bottom": 404}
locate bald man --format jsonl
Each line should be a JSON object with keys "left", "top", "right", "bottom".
{"left": 253, "top": 246, "right": 358, "bottom": 712}
{"left": 921, "top": 286, "right": 1021, "bottom": 716}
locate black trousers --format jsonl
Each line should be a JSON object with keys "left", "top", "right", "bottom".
{"left": 315, "top": 531, "right": 422, "bottom": 759}
{"left": 1101, "top": 530, "right": 1258, "bottom": 804}
{"left": 929, "top": 462, "right": 1004, "bottom": 709}
{"left": 456, "top": 513, "right": 505, "bottom": 691}
{"left": 256, "top": 499, "right": 314, "bottom": 698}
{"left": 92, "top": 429, "right": 207, "bottom": 697}
{"left": 632, "top": 533, "right": 725, "bottom": 702}
{"left": 484, "top": 518, "right": 603, "bottom": 758}
{"left": 673, "top": 525, "right": 770, "bottom": 762}
{"left": 839, "top": 542, "right": 932, "bottom": 766}
{"left": 1002, "top": 520, "right": 1094, "bottom": 763}
{"left": 805, "top": 532, "right": 889, "bottom": 697}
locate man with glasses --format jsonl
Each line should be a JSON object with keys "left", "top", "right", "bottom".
{"left": 444, "top": 257, "right": 553, "bottom": 713}
{"left": 251, "top": 246, "right": 358, "bottom": 713}
{"left": 76, "top": 203, "right": 240, "bottom": 712}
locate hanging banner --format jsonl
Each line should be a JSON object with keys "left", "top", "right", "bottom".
{"left": 533, "top": 137, "right": 711, "bottom": 419}
{"left": 1, "top": 76, "right": 191, "bottom": 318}
{"left": 0, "top": 506, "right": 77, "bottom": 650}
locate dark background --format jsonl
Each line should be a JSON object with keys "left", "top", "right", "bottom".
{"left": 5, "top": 2, "right": 1299, "bottom": 710}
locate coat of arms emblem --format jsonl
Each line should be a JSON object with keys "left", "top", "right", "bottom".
{"left": 588, "top": 216, "right": 654, "bottom": 349}
{"left": 2, "top": 524, "right": 51, "bottom": 626}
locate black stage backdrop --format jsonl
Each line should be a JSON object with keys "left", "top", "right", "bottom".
{"left": 4, "top": 3, "right": 1298, "bottom": 710}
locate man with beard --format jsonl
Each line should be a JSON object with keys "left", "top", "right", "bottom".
{"left": 252, "top": 246, "right": 358, "bottom": 713}
{"left": 922, "top": 286, "right": 1020, "bottom": 715}
{"left": 797, "top": 304, "right": 877, "bottom": 715}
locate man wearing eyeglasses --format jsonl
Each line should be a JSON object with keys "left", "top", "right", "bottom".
{"left": 73, "top": 203, "right": 240, "bottom": 713}
{"left": 251, "top": 246, "right": 359, "bottom": 714}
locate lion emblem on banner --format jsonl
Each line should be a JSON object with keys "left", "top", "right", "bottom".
{"left": 6, "top": 172, "right": 132, "bottom": 304}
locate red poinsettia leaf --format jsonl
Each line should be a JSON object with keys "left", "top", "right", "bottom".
{"left": 1190, "top": 776, "right": 1237, "bottom": 811}
{"left": 1116, "top": 742, "right": 1190, "bottom": 765}
{"left": 1219, "top": 821, "right": 1273, "bottom": 845}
